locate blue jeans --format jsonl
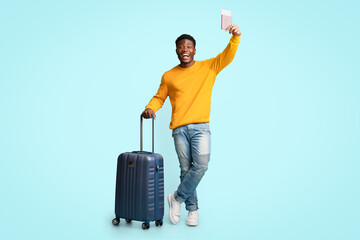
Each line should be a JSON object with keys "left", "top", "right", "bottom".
{"left": 172, "top": 123, "right": 211, "bottom": 211}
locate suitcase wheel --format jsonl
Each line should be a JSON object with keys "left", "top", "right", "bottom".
{"left": 142, "top": 223, "right": 150, "bottom": 230}
{"left": 125, "top": 219, "right": 132, "bottom": 223}
{"left": 112, "top": 218, "right": 120, "bottom": 226}
{"left": 155, "top": 220, "right": 163, "bottom": 227}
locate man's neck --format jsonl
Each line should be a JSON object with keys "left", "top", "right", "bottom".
{"left": 179, "top": 60, "right": 195, "bottom": 68}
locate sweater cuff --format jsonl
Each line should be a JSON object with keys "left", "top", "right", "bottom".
{"left": 230, "top": 35, "right": 241, "bottom": 44}
{"left": 145, "top": 105, "right": 154, "bottom": 111}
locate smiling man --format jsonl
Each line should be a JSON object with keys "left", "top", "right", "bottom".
{"left": 142, "top": 24, "right": 241, "bottom": 226}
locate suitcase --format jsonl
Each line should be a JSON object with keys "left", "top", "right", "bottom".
{"left": 112, "top": 115, "right": 164, "bottom": 230}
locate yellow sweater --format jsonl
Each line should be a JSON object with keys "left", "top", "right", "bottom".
{"left": 146, "top": 35, "right": 240, "bottom": 129}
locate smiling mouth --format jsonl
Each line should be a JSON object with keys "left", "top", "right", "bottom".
{"left": 181, "top": 54, "right": 190, "bottom": 60}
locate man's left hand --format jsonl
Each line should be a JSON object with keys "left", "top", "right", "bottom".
{"left": 225, "top": 24, "right": 241, "bottom": 36}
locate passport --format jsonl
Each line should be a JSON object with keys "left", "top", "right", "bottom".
{"left": 221, "top": 9, "right": 232, "bottom": 30}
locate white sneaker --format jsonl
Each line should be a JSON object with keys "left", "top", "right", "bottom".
{"left": 186, "top": 210, "right": 198, "bottom": 226}
{"left": 168, "top": 193, "right": 181, "bottom": 224}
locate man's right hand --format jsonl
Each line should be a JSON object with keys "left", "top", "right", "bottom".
{"left": 142, "top": 108, "right": 156, "bottom": 119}
{"left": 225, "top": 24, "right": 241, "bottom": 36}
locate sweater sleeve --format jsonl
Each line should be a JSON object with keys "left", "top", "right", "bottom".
{"left": 145, "top": 75, "right": 168, "bottom": 112}
{"left": 211, "top": 35, "right": 240, "bottom": 73}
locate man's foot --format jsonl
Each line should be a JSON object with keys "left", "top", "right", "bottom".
{"left": 186, "top": 210, "right": 198, "bottom": 226}
{"left": 168, "top": 193, "right": 181, "bottom": 224}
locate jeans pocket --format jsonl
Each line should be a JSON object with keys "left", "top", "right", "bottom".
{"left": 202, "top": 129, "right": 211, "bottom": 135}
{"left": 172, "top": 131, "right": 180, "bottom": 137}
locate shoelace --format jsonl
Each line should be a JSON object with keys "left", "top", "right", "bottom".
{"left": 172, "top": 199, "right": 181, "bottom": 210}
{"left": 189, "top": 211, "right": 197, "bottom": 217}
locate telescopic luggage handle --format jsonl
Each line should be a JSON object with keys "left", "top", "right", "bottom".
{"left": 140, "top": 114, "right": 154, "bottom": 152}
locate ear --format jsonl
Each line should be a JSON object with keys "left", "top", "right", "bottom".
{"left": 194, "top": 48, "right": 196, "bottom": 55}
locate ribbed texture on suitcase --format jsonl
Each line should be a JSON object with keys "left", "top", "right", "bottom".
{"left": 115, "top": 152, "right": 164, "bottom": 222}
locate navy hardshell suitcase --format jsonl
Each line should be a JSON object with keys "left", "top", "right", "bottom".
{"left": 112, "top": 116, "right": 164, "bottom": 230}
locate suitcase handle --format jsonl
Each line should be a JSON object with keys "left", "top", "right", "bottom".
{"left": 140, "top": 114, "right": 154, "bottom": 152}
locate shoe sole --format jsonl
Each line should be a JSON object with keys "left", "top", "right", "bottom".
{"left": 168, "top": 194, "right": 179, "bottom": 224}
{"left": 186, "top": 221, "right": 198, "bottom": 227}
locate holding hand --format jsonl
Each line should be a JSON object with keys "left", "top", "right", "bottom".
{"left": 225, "top": 24, "right": 241, "bottom": 36}
{"left": 142, "top": 108, "right": 156, "bottom": 119}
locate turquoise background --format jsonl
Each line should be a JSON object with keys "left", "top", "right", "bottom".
{"left": 1, "top": 0, "right": 359, "bottom": 239}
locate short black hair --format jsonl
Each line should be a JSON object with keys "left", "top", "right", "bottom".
{"left": 175, "top": 34, "right": 196, "bottom": 48}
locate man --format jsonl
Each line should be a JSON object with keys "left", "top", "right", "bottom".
{"left": 142, "top": 24, "right": 241, "bottom": 226}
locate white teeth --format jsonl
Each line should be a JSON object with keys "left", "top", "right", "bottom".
{"left": 182, "top": 54, "right": 189, "bottom": 57}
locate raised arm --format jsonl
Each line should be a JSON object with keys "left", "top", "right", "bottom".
{"left": 142, "top": 75, "right": 168, "bottom": 119}
{"left": 212, "top": 24, "right": 241, "bottom": 73}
